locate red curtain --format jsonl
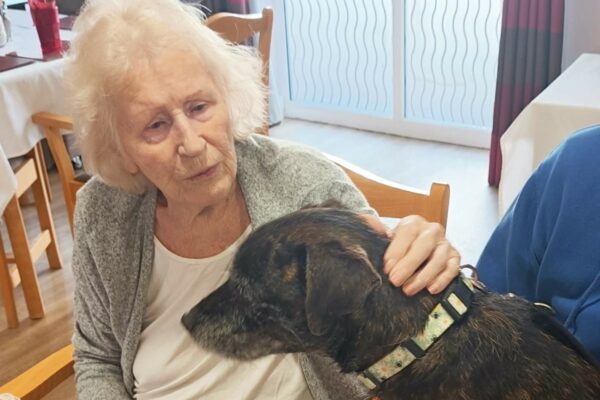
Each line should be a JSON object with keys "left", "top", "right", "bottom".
{"left": 488, "top": 0, "right": 564, "bottom": 186}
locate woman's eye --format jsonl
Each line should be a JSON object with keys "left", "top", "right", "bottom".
{"left": 191, "top": 103, "right": 207, "bottom": 113}
{"left": 147, "top": 120, "right": 166, "bottom": 130}
{"left": 142, "top": 119, "right": 169, "bottom": 143}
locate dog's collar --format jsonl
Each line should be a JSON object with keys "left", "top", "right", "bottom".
{"left": 357, "top": 275, "right": 477, "bottom": 391}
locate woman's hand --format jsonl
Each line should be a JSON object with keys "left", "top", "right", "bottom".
{"left": 360, "top": 214, "right": 461, "bottom": 296}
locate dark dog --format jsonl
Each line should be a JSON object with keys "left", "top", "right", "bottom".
{"left": 182, "top": 207, "right": 600, "bottom": 400}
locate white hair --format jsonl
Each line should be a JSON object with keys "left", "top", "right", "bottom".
{"left": 64, "top": 0, "right": 266, "bottom": 193}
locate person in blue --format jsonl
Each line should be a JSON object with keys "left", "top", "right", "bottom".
{"left": 477, "top": 124, "right": 600, "bottom": 364}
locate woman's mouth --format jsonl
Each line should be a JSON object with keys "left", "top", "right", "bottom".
{"left": 188, "top": 164, "right": 218, "bottom": 180}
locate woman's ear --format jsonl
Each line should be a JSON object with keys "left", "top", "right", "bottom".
{"left": 114, "top": 112, "right": 140, "bottom": 175}
{"left": 120, "top": 149, "right": 139, "bottom": 174}
{"left": 123, "top": 157, "right": 139, "bottom": 174}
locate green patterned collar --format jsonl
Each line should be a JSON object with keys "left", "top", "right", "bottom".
{"left": 357, "top": 275, "right": 476, "bottom": 390}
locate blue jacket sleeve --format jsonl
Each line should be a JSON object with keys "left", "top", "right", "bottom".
{"left": 477, "top": 125, "right": 600, "bottom": 364}
{"left": 477, "top": 170, "right": 541, "bottom": 296}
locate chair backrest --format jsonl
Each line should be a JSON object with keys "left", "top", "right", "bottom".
{"left": 0, "top": 344, "right": 74, "bottom": 400}
{"left": 205, "top": 7, "right": 273, "bottom": 135}
{"left": 326, "top": 154, "right": 450, "bottom": 227}
{"left": 31, "top": 112, "right": 82, "bottom": 233}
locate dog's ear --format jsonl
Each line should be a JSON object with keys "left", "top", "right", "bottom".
{"left": 305, "top": 242, "right": 382, "bottom": 336}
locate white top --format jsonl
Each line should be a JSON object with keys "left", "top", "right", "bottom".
{"left": 498, "top": 53, "right": 600, "bottom": 216}
{"left": 133, "top": 227, "right": 312, "bottom": 400}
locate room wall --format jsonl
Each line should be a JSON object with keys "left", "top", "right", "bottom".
{"left": 562, "top": 1, "right": 600, "bottom": 70}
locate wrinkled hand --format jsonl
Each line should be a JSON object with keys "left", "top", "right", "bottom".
{"left": 360, "top": 214, "right": 461, "bottom": 296}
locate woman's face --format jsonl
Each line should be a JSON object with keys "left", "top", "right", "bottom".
{"left": 117, "top": 48, "right": 237, "bottom": 210}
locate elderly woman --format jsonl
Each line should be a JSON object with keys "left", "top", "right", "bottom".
{"left": 66, "top": 0, "right": 460, "bottom": 399}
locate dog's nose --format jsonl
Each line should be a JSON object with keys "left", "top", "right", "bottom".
{"left": 181, "top": 311, "right": 195, "bottom": 332}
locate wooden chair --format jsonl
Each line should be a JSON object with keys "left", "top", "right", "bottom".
{"left": 31, "top": 113, "right": 83, "bottom": 234}
{"left": 0, "top": 232, "right": 20, "bottom": 329}
{"left": 326, "top": 154, "right": 450, "bottom": 226}
{"left": 206, "top": 7, "right": 273, "bottom": 135}
{"left": 0, "top": 155, "right": 449, "bottom": 399}
{"left": 0, "top": 344, "right": 74, "bottom": 400}
{"left": 0, "top": 144, "right": 63, "bottom": 328}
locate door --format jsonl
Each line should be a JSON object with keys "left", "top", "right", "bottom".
{"left": 279, "top": 0, "right": 502, "bottom": 148}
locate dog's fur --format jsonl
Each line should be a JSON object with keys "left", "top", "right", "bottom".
{"left": 182, "top": 207, "right": 600, "bottom": 400}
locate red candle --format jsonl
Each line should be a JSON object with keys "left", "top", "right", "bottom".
{"left": 28, "top": 0, "right": 62, "bottom": 56}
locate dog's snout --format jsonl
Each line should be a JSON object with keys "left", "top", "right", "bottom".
{"left": 181, "top": 310, "right": 196, "bottom": 333}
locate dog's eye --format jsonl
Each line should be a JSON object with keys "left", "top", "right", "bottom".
{"left": 281, "top": 264, "right": 298, "bottom": 283}
{"left": 255, "top": 303, "right": 279, "bottom": 318}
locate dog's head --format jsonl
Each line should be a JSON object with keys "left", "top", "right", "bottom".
{"left": 182, "top": 206, "right": 388, "bottom": 360}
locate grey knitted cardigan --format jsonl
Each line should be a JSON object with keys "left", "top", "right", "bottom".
{"left": 71, "top": 135, "right": 373, "bottom": 400}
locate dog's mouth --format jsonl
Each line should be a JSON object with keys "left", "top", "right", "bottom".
{"left": 207, "top": 332, "right": 293, "bottom": 360}
{"left": 182, "top": 308, "right": 298, "bottom": 360}
{"left": 181, "top": 280, "right": 244, "bottom": 338}
{"left": 182, "top": 281, "right": 309, "bottom": 360}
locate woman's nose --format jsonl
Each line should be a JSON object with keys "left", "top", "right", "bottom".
{"left": 175, "top": 118, "right": 206, "bottom": 157}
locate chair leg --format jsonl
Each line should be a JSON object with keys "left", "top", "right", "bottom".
{"left": 0, "top": 234, "right": 19, "bottom": 328}
{"left": 30, "top": 145, "right": 62, "bottom": 270}
{"left": 38, "top": 141, "right": 53, "bottom": 202}
{"left": 3, "top": 196, "right": 45, "bottom": 320}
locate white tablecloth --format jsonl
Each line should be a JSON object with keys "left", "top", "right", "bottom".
{"left": 498, "top": 53, "right": 600, "bottom": 216}
{"left": 0, "top": 9, "right": 72, "bottom": 214}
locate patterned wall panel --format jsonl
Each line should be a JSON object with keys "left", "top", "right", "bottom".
{"left": 404, "top": 0, "right": 502, "bottom": 129}
{"left": 284, "top": 0, "right": 394, "bottom": 117}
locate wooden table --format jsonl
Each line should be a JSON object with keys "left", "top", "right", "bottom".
{"left": 1, "top": 8, "right": 70, "bottom": 323}
{"left": 498, "top": 53, "right": 600, "bottom": 215}
{"left": 0, "top": 8, "right": 72, "bottom": 214}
